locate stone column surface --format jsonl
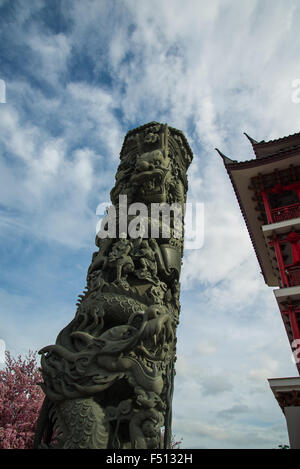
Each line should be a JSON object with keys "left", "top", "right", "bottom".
{"left": 34, "top": 122, "right": 193, "bottom": 449}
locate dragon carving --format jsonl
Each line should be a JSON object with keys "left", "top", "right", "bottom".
{"left": 34, "top": 122, "right": 193, "bottom": 449}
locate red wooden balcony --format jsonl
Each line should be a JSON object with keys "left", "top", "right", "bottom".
{"left": 271, "top": 202, "right": 300, "bottom": 223}
{"left": 286, "top": 267, "right": 300, "bottom": 287}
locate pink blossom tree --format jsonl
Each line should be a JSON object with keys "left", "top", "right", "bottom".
{"left": 0, "top": 350, "right": 44, "bottom": 449}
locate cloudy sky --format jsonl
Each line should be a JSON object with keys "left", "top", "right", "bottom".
{"left": 1, "top": 0, "right": 300, "bottom": 449}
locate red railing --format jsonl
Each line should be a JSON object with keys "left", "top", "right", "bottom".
{"left": 287, "top": 268, "right": 300, "bottom": 287}
{"left": 271, "top": 202, "right": 300, "bottom": 223}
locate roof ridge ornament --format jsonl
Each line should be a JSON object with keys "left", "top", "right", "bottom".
{"left": 215, "top": 148, "right": 235, "bottom": 165}
{"left": 244, "top": 132, "right": 259, "bottom": 145}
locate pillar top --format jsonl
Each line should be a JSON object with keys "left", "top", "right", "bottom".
{"left": 269, "top": 377, "right": 300, "bottom": 411}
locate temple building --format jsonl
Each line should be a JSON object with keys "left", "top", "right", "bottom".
{"left": 218, "top": 131, "right": 300, "bottom": 448}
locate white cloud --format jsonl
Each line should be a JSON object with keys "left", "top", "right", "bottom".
{"left": 199, "top": 374, "right": 233, "bottom": 396}
{"left": 172, "top": 416, "right": 284, "bottom": 449}
{"left": 2, "top": 0, "right": 300, "bottom": 448}
{"left": 195, "top": 341, "right": 217, "bottom": 356}
{"left": 26, "top": 32, "right": 71, "bottom": 85}
{"left": 248, "top": 359, "right": 280, "bottom": 384}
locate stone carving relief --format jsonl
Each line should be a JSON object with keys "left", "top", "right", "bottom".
{"left": 34, "top": 122, "right": 193, "bottom": 449}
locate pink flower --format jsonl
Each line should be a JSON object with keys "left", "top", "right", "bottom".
{"left": 0, "top": 351, "right": 44, "bottom": 449}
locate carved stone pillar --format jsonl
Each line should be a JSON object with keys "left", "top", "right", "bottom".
{"left": 34, "top": 122, "right": 193, "bottom": 449}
